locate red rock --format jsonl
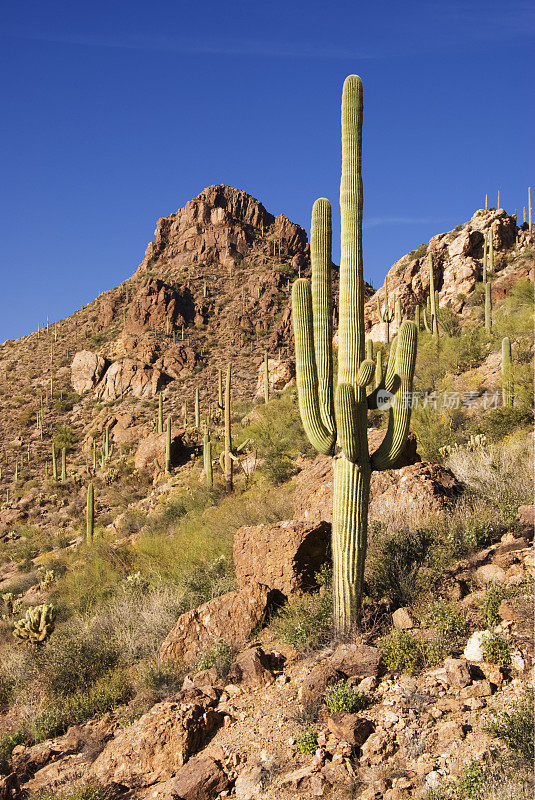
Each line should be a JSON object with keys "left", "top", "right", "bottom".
{"left": 233, "top": 520, "right": 330, "bottom": 600}
{"left": 134, "top": 428, "right": 191, "bottom": 472}
{"left": 228, "top": 646, "right": 274, "bottom": 686}
{"left": 327, "top": 713, "right": 374, "bottom": 747}
{"left": 167, "top": 752, "right": 229, "bottom": 800}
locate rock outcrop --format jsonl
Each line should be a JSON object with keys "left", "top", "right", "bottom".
{"left": 365, "top": 208, "right": 522, "bottom": 341}
{"left": 70, "top": 350, "right": 108, "bottom": 394}
{"left": 254, "top": 358, "right": 295, "bottom": 398}
{"left": 134, "top": 428, "right": 192, "bottom": 472}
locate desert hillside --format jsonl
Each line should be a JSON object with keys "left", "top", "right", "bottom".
{"left": 0, "top": 184, "right": 533, "bottom": 800}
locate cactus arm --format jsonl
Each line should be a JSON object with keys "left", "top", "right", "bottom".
{"left": 356, "top": 359, "right": 375, "bottom": 387}
{"left": 366, "top": 336, "right": 398, "bottom": 408}
{"left": 311, "top": 198, "right": 336, "bottom": 436}
{"left": 292, "top": 279, "right": 336, "bottom": 455}
{"left": 371, "top": 321, "right": 417, "bottom": 470}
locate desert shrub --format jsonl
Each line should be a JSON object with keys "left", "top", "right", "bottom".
{"left": 486, "top": 689, "right": 534, "bottom": 763}
{"left": 36, "top": 621, "right": 122, "bottom": 698}
{"left": 379, "top": 630, "right": 424, "bottom": 673}
{"left": 136, "top": 658, "right": 183, "bottom": 701}
{"left": 53, "top": 390, "right": 80, "bottom": 412}
{"left": 272, "top": 566, "right": 332, "bottom": 651}
{"left": 0, "top": 727, "right": 27, "bottom": 771}
{"left": 481, "top": 585, "right": 509, "bottom": 628}
{"left": 196, "top": 641, "right": 233, "bottom": 679}
{"left": 458, "top": 759, "right": 486, "bottom": 799}
{"left": 424, "top": 599, "right": 468, "bottom": 640}
{"left": 482, "top": 632, "right": 512, "bottom": 667}
{"left": 366, "top": 526, "right": 448, "bottom": 607}
{"left": 52, "top": 424, "right": 77, "bottom": 452}
{"left": 181, "top": 556, "right": 235, "bottom": 609}
{"left": 324, "top": 681, "right": 368, "bottom": 714}
{"left": 474, "top": 407, "right": 533, "bottom": 443}
{"left": 31, "top": 785, "right": 109, "bottom": 800}
{"left": 241, "top": 388, "right": 314, "bottom": 483}
{"left": 31, "top": 667, "right": 131, "bottom": 742}
{"left": 53, "top": 543, "right": 134, "bottom": 614}
{"left": 296, "top": 727, "right": 318, "bottom": 754}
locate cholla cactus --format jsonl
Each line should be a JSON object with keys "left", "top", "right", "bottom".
{"left": 292, "top": 76, "right": 417, "bottom": 632}
{"left": 39, "top": 569, "right": 55, "bottom": 591}
{"left": 439, "top": 434, "right": 488, "bottom": 458}
{"left": 13, "top": 604, "right": 56, "bottom": 644}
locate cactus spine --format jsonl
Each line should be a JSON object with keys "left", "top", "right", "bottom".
{"left": 86, "top": 482, "right": 94, "bottom": 543}
{"left": 292, "top": 76, "right": 417, "bottom": 632}
{"left": 224, "top": 363, "right": 233, "bottom": 493}
{"left": 203, "top": 430, "right": 213, "bottom": 489}
{"left": 501, "top": 337, "right": 513, "bottom": 408}
{"left": 264, "top": 352, "right": 269, "bottom": 404}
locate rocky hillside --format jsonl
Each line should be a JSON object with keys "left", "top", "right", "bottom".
{"left": 0, "top": 187, "right": 533, "bottom": 800}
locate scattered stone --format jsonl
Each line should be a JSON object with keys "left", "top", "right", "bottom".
{"left": 234, "top": 762, "right": 270, "bottom": 800}
{"left": 463, "top": 631, "right": 491, "bottom": 661}
{"left": 517, "top": 505, "right": 535, "bottom": 527}
{"left": 327, "top": 714, "right": 374, "bottom": 747}
{"left": 329, "top": 643, "right": 383, "bottom": 678}
{"left": 444, "top": 657, "right": 471, "bottom": 688}
{"left": 392, "top": 607, "right": 416, "bottom": 630}
{"left": 227, "top": 646, "right": 275, "bottom": 686}
{"left": 167, "top": 752, "right": 229, "bottom": 800}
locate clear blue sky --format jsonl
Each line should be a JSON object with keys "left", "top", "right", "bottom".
{"left": 1, "top": 0, "right": 533, "bottom": 341}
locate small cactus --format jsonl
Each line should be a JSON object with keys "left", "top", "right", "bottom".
{"left": 61, "top": 447, "right": 67, "bottom": 482}
{"left": 485, "top": 281, "right": 492, "bottom": 335}
{"left": 13, "top": 604, "right": 56, "bottom": 645}
{"left": 377, "top": 276, "right": 394, "bottom": 343}
{"left": 51, "top": 444, "right": 57, "bottom": 482}
{"left": 264, "top": 352, "right": 269, "bottom": 404}
{"left": 429, "top": 254, "right": 438, "bottom": 338}
{"left": 157, "top": 392, "right": 164, "bottom": 434}
{"left": 203, "top": 430, "right": 213, "bottom": 489}
{"left": 195, "top": 389, "right": 200, "bottom": 429}
{"left": 165, "top": 416, "right": 172, "bottom": 474}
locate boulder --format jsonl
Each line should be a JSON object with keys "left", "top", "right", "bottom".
{"left": 475, "top": 564, "right": 506, "bottom": 586}
{"left": 88, "top": 690, "right": 223, "bottom": 788}
{"left": 165, "top": 752, "right": 229, "bottom": 800}
{"left": 159, "top": 589, "right": 269, "bottom": 667}
{"left": 463, "top": 631, "right": 491, "bottom": 662}
{"left": 327, "top": 713, "right": 374, "bottom": 747}
{"left": 254, "top": 358, "right": 295, "bottom": 398}
{"left": 392, "top": 607, "right": 415, "bottom": 630}
{"left": 134, "top": 429, "right": 191, "bottom": 472}
{"left": 234, "top": 763, "right": 270, "bottom": 800}
{"left": 329, "top": 643, "right": 383, "bottom": 678}
{"left": 95, "top": 358, "right": 167, "bottom": 401}
{"left": 443, "top": 657, "right": 471, "bottom": 688}
{"left": 227, "top": 646, "right": 275, "bottom": 686}
{"left": 70, "top": 350, "right": 108, "bottom": 394}
{"left": 517, "top": 505, "right": 535, "bottom": 527}
{"left": 233, "top": 520, "right": 331, "bottom": 600}
{"left": 294, "top": 451, "right": 462, "bottom": 525}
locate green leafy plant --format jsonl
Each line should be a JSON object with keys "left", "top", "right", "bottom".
{"left": 482, "top": 632, "right": 512, "bottom": 667}
{"left": 379, "top": 630, "right": 424, "bottom": 674}
{"left": 296, "top": 727, "right": 318, "bottom": 754}
{"left": 486, "top": 689, "right": 534, "bottom": 763}
{"left": 272, "top": 565, "right": 333, "bottom": 651}
{"left": 196, "top": 641, "right": 233, "bottom": 679}
{"left": 458, "top": 759, "right": 486, "bottom": 799}
{"left": 324, "top": 680, "right": 368, "bottom": 714}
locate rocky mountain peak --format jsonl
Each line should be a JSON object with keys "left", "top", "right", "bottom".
{"left": 137, "top": 184, "right": 309, "bottom": 278}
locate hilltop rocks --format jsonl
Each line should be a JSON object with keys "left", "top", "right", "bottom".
{"left": 365, "top": 208, "right": 519, "bottom": 340}
{"left": 138, "top": 184, "right": 309, "bottom": 276}
{"left": 94, "top": 359, "right": 167, "bottom": 401}
{"left": 134, "top": 428, "right": 191, "bottom": 472}
{"left": 71, "top": 350, "right": 108, "bottom": 394}
{"left": 233, "top": 520, "right": 331, "bottom": 600}
{"left": 254, "top": 358, "right": 295, "bottom": 398}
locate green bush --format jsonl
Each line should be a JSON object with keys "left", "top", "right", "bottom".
{"left": 296, "top": 727, "right": 318, "bottom": 754}
{"left": 31, "top": 668, "right": 131, "bottom": 742}
{"left": 272, "top": 565, "right": 332, "bottom": 651}
{"left": 53, "top": 390, "right": 81, "bottom": 413}
{"left": 0, "top": 727, "right": 27, "bottom": 771}
{"left": 52, "top": 424, "right": 77, "bottom": 452}
{"left": 324, "top": 681, "right": 368, "bottom": 714}
{"left": 424, "top": 599, "right": 468, "bottom": 640}
{"left": 482, "top": 632, "right": 512, "bottom": 667}
{"left": 458, "top": 759, "right": 486, "bottom": 799}
{"left": 136, "top": 659, "right": 183, "bottom": 701}
{"left": 486, "top": 689, "right": 534, "bottom": 763}
{"left": 481, "top": 586, "right": 508, "bottom": 628}
{"left": 196, "top": 641, "right": 233, "bottom": 679}
{"left": 379, "top": 630, "right": 424, "bottom": 674}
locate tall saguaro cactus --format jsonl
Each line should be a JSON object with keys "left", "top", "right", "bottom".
{"left": 292, "top": 76, "right": 417, "bottom": 632}
{"left": 501, "top": 337, "right": 513, "bottom": 408}
{"left": 224, "top": 363, "right": 233, "bottom": 493}
{"left": 429, "top": 254, "right": 438, "bottom": 338}
{"left": 86, "top": 482, "right": 94, "bottom": 543}
{"left": 203, "top": 430, "right": 213, "bottom": 489}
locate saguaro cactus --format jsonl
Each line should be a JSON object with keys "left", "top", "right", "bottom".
{"left": 429, "top": 254, "right": 438, "bottom": 338}
{"left": 195, "top": 389, "right": 200, "bottom": 429}
{"left": 264, "top": 352, "right": 270, "bottom": 404}
{"left": 374, "top": 349, "right": 383, "bottom": 388}
{"left": 292, "top": 76, "right": 417, "bottom": 632}
{"left": 165, "top": 416, "right": 172, "bottom": 474}
{"left": 61, "top": 447, "right": 67, "bottom": 482}
{"left": 224, "top": 363, "right": 233, "bottom": 492}
{"left": 157, "top": 392, "right": 163, "bottom": 434}
{"left": 86, "top": 482, "right": 94, "bottom": 543}
{"left": 51, "top": 444, "right": 57, "bottom": 482}
{"left": 203, "top": 430, "right": 213, "bottom": 489}
{"left": 501, "top": 337, "right": 513, "bottom": 408}
{"left": 377, "top": 275, "right": 394, "bottom": 343}
{"left": 485, "top": 281, "right": 492, "bottom": 335}
{"left": 529, "top": 187, "right": 532, "bottom": 233}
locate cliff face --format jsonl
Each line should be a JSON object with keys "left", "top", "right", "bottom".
{"left": 365, "top": 208, "right": 533, "bottom": 342}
